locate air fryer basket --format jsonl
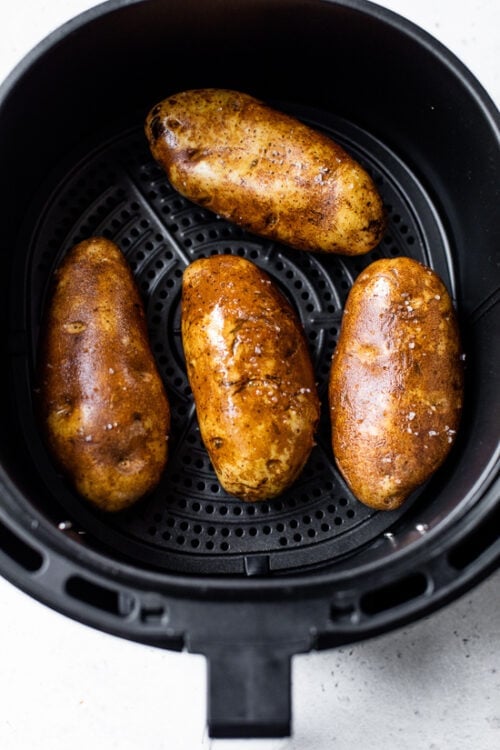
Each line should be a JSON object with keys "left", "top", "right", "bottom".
{"left": 0, "top": 0, "right": 498, "bottom": 739}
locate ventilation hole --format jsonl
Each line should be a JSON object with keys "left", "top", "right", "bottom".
{"left": 334, "top": 517, "right": 342, "bottom": 526}
{"left": 176, "top": 535, "right": 185, "bottom": 545}
{"left": 330, "top": 601, "right": 357, "bottom": 621}
{"left": 0, "top": 519, "right": 44, "bottom": 572}
{"left": 279, "top": 537, "right": 288, "bottom": 546}
{"left": 220, "top": 542, "right": 229, "bottom": 551}
{"left": 447, "top": 503, "right": 500, "bottom": 570}
{"left": 140, "top": 602, "right": 168, "bottom": 624}
{"left": 360, "top": 572, "right": 428, "bottom": 615}
{"left": 66, "top": 575, "right": 133, "bottom": 617}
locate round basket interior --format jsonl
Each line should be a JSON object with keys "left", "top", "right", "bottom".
{"left": 0, "top": 0, "right": 498, "bottom": 594}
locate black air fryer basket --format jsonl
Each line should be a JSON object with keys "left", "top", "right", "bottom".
{"left": 0, "top": 0, "right": 498, "bottom": 739}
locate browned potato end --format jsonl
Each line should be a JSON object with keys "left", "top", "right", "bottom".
{"left": 37, "top": 237, "right": 170, "bottom": 511}
{"left": 181, "top": 254, "right": 320, "bottom": 501}
{"left": 329, "top": 257, "right": 464, "bottom": 510}
{"left": 145, "top": 88, "right": 386, "bottom": 256}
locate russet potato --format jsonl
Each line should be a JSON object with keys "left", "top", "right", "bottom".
{"left": 181, "top": 254, "right": 320, "bottom": 501}
{"left": 145, "top": 88, "right": 386, "bottom": 256}
{"left": 37, "top": 237, "right": 170, "bottom": 511}
{"left": 329, "top": 257, "right": 464, "bottom": 510}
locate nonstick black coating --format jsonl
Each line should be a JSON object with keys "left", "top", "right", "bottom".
{"left": 12, "top": 105, "right": 456, "bottom": 575}
{"left": 0, "top": 0, "right": 498, "bottom": 739}
{"left": 1, "top": 0, "right": 498, "bottom": 623}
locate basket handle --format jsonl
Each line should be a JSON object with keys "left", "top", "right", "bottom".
{"left": 204, "top": 644, "right": 293, "bottom": 739}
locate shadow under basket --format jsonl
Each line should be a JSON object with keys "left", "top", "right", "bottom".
{"left": 0, "top": 0, "right": 498, "bottom": 739}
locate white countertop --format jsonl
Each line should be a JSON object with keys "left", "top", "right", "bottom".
{"left": 0, "top": 2, "right": 499, "bottom": 749}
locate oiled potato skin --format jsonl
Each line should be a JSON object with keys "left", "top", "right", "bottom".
{"left": 146, "top": 89, "right": 386, "bottom": 255}
{"left": 38, "top": 237, "right": 170, "bottom": 511}
{"left": 329, "top": 257, "right": 464, "bottom": 510}
{"left": 181, "top": 255, "right": 320, "bottom": 501}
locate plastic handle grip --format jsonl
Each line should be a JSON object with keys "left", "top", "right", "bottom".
{"left": 206, "top": 646, "right": 292, "bottom": 739}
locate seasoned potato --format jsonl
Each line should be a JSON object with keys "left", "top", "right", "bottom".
{"left": 145, "top": 88, "right": 386, "bottom": 256}
{"left": 329, "top": 257, "right": 464, "bottom": 510}
{"left": 37, "top": 237, "right": 170, "bottom": 511}
{"left": 181, "top": 255, "right": 320, "bottom": 501}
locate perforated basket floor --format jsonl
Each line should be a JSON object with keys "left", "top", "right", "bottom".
{"left": 13, "top": 104, "right": 454, "bottom": 575}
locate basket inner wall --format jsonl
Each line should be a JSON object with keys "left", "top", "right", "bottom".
{"left": 0, "top": 0, "right": 498, "bottom": 578}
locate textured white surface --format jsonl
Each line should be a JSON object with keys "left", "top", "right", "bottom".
{"left": 0, "top": 2, "right": 499, "bottom": 749}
